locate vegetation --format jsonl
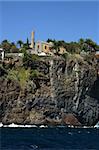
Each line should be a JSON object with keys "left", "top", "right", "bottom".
{"left": 0, "top": 37, "right": 99, "bottom": 55}
{"left": 17, "top": 40, "right": 23, "bottom": 48}
{"left": 62, "top": 53, "right": 69, "bottom": 60}
{"left": 7, "top": 68, "right": 30, "bottom": 88}
{"left": 1, "top": 40, "right": 12, "bottom": 53}
{"left": 22, "top": 50, "right": 40, "bottom": 68}
{"left": 30, "top": 69, "right": 44, "bottom": 79}
{"left": 0, "top": 37, "right": 98, "bottom": 93}
{"left": 0, "top": 40, "right": 19, "bottom": 53}
{"left": 47, "top": 38, "right": 99, "bottom": 54}
{"left": 10, "top": 45, "right": 19, "bottom": 53}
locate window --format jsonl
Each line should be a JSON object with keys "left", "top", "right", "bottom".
{"left": 45, "top": 45, "right": 47, "bottom": 49}
{"left": 38, "top": 45, "right": 39, "bottom": 49}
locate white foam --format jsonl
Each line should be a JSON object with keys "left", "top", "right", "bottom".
{"left": 8, "top": 123, "right": 21, "bottom": 127}
{"left": 2, "top": 123, "right": 37, "bottom": 128}
{"left": 22, "top": 124, "right": 37, "bottom": 128}
{"left": 0, "top": 122, "right": 98, "bottom": 128}
{"left": 39, "top": 125, "right": 48, "bottom": 128}
{"left": 83, "top": 126, "right": 88, "bottom": 128}
{"left": 68, "top": 125, "right": 74, "bottom": 128}
{"left": 94, "top": 122, "right": 99, "bottom": 128}
{"left": 0, "top": 122, "right": 3, "bottom": 127}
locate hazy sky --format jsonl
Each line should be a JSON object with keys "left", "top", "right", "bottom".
{"left": 0, "top": 1, "right": 99, "bottom": 44}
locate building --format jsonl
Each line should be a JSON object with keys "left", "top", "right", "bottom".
{"left": 58, "top": 47, "right": 66, "bottom": 54}
{"left": 0, "top": 48, "right": 4, "bottom": 61}
{"left": 29, "top": 31, "right": 67, "bottom": 55}
{"left": 35, "top": 41, "right": 53, "bottom": 54}
{"left": 95, "top": 51, "right": 99, "bottom": 59}
{"left": 29, "top": 31, "right": 53, "bottom": 55}
{"left": 29, "top": 31, "right": 35, "bottom": 49}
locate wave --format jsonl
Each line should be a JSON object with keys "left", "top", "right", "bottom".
{"left": 0, "top": 123, "right": 37, "bottom": 128}
{"left": 0, "top": 122, "right": 99, "bottom": 128}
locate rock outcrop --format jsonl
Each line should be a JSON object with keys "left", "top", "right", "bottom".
{"left": 0, "top": 55, "right": 99, "bottom": 126}
{"left": 62, "top": 113, "right": 81, "bottom": 126}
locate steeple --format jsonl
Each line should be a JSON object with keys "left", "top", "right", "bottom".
{"left": 30, "top": 31, "right": 35, "bottom": 49}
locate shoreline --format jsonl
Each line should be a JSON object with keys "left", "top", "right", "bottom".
{"left": 0, "top": 122, "right": 98, "bottom": 129}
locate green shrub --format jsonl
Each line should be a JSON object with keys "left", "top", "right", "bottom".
{"left": 7, "top": 68, "right": 30, "bottom": 88}
{"left": 30, "top": 70, "right": 44, "bottom": 79}
{"left": 31, "top": 54, "right": 39, "bottom": 60}
{"left": 62, "top": 53, "right": 69, "bottom": 60}
{"left": 30, "top": 70, "right": 38, "bottom": 79}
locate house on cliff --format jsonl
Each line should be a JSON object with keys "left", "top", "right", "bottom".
{"left": 29, "top": 31, "right": 66, "bottom": 56}
{"left": 29, "top": 31, "right": 53, "bottom": 56}
{"left": 35, "top": 41, "right": 53, "bottom": 55}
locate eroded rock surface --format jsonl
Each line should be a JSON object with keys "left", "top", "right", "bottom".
{"left": 0, "top": 55, "right": 99, "bottom": 126}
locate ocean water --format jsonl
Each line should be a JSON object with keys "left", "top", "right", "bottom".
{"left": 0, "top": 127, "right": 99, "bottom": 150}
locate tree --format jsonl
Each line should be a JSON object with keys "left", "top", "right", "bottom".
{"left": 95, "top": 45, "right": 99, "bottom": 51}
{"left": 58, "top": 40, "right": 66, "bottom": 48}
{"left": 10, "top": 45, "right": 19, "bottom": 53}
{"left": 23, "top": 43, "right": 29, "bottom": 50}
{"left": 64, "top": 42, "right": 80, "bottom": 54}
{"left": 79, "top": 38, "right": 85, "bottom": 45}
{"left": 51, "top": 40, "right": 60, "bottom": 54}
{"left": 85, "top": 39, "right": 97, "bottom": 49}
{"left": 26, "top": 38, "right": 30, "bottom": 48}
{"left": 47, "top": 38, "right": 54, "bottom": 43}
{"left": 78, "top": 38, "right": 85, "bottom": 51}
{"left": 11, "top": 42, "right": 15, "bottom": 46}
{"left": 17, "top": 40, "right": 23, "bottom": 48}
{"left": 1, "top": 40, "right": 11, "bottom": 53}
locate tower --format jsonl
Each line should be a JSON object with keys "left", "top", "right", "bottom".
{"left": 30, "top": 31, "right": 35, "bottom": 49}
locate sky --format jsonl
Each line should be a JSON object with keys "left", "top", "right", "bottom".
{"left": 0, "top": 1, "right": 99, "bottom": 44}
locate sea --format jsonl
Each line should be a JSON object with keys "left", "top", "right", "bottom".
{"left": 0, "top": 127, "right": 99, "bottom": 150}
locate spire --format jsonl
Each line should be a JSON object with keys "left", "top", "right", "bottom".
{"left": 31, "top": 31, "right": 35, "bottom": 49}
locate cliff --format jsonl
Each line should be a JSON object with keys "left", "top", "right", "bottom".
{"left": 0, "top": 54, "right": 99, "bottom": 126}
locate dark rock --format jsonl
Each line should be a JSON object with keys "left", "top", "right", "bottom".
{"left": 62, "top": 113, "right": 81, "bottom": 126}
{"left": 0, "top": 55, "right": 99, "bottom": 126}
{"left": 0, "top": 65, "right": 7, "bottom": 76}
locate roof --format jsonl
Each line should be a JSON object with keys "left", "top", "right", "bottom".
{"left": 36, "top": 41, "right": 53, "bottom": 46}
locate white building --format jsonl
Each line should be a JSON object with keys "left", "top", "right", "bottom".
{"left": 0, "top": 48, "right": 4, "bottom": 61}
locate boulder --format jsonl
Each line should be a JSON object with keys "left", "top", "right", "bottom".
{"left": 62, "top": 113, "right": 81, "bottom": 126}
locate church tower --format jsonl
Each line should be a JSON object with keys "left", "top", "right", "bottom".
{"left": 30, "top": 31, "right": 35, "bottom": 49}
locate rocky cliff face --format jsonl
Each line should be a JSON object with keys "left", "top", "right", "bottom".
{"left": 0, "top": 55, "right": 99, "bottom": 126}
